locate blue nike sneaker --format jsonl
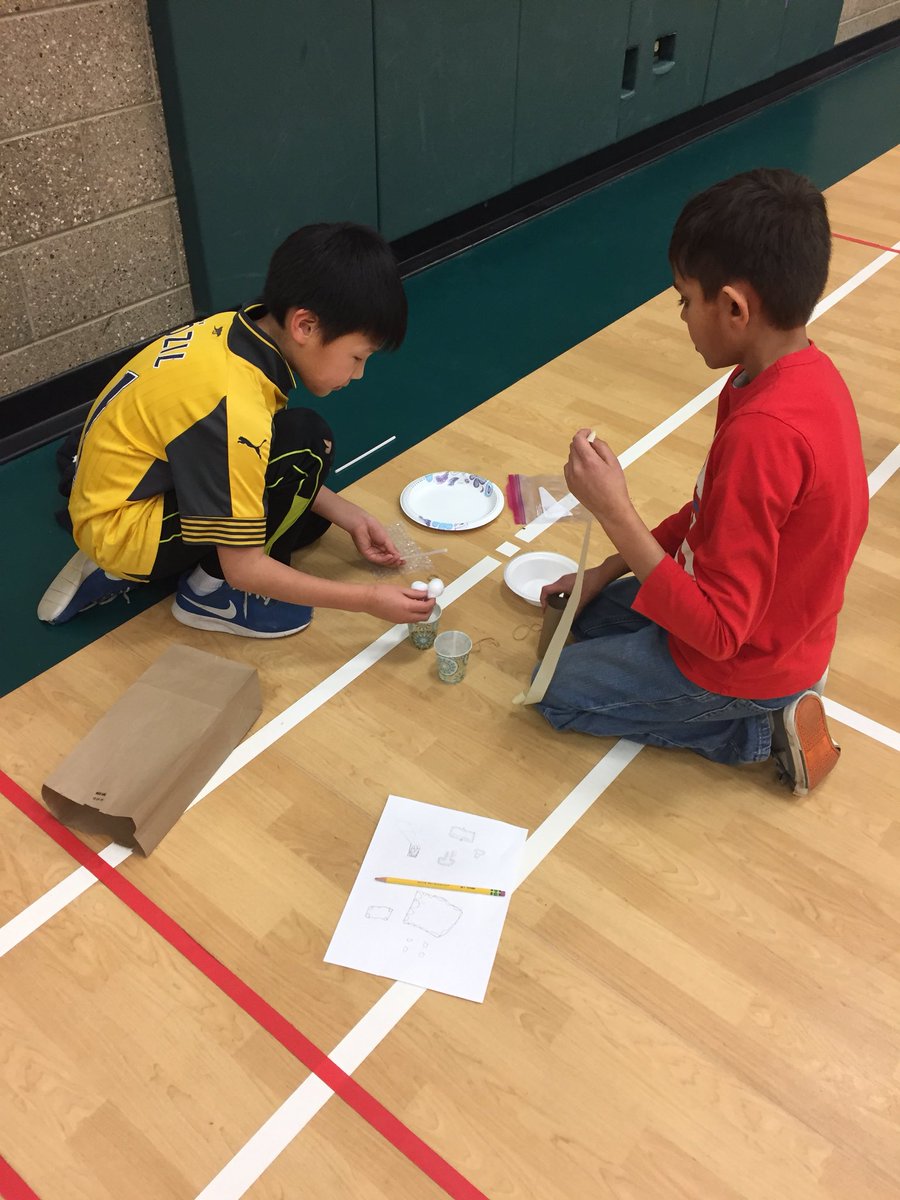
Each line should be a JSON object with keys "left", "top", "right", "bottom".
{"left": 172, "top": 576, "right": 313, "bottom": 638}
{"left": 38, "top": 550, "right": 135, "bottom": 624}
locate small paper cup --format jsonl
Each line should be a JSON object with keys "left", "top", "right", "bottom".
{"left": 407, "top": 603, "right": 441, "bottom": 650}
{"left": 434, "top": 630, "right": 473, "bottom": 684}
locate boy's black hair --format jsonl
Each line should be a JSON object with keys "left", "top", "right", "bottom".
{"left": 262, "top": 222, "right": 407, "bottom": 350}
{"left": 668, "top": 168, "right": 831, "bottom": 329}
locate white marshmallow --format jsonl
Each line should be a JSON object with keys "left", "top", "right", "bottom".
{"left": 427, "top": 578, "right": 444, "bottom": 599}
{"left": 410, "top": 580, "right": 428, "bottom": 593}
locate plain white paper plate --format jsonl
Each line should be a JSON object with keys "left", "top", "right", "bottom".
{"left": 503, "top": 551, "right": 578, "bottom": 606}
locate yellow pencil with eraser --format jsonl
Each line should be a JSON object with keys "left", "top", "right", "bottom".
{"left": 376, "top": 876, "right": 506, "bottom": 896}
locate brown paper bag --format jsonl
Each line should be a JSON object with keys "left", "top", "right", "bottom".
{"left": 42, "top": 645, "right": 261, "bottom": 854}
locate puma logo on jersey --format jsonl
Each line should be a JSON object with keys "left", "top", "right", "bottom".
{"left": 237, "top": 436, "right": 268, "bottom": 458}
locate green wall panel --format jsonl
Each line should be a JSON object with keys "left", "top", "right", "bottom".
{"left": 777, "top": 0, "right": 843, "bottom": 72}
{"left": 704, "top": 0, "right": 787, "bottom": 103}
{"left": 148, "top": 1, "right": 377, "bottom": 314}
{"left": 617, "top": 0, "right": 718, "bottom": 139}
{"left": 374, "top": 0, "right": 519, "bottom": 240}
{"left": 513, "top": 0, "right": 629, "bottom": 185}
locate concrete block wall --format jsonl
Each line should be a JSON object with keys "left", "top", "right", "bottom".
{"left": 0, "top": 0, "right": 192, "bottom": 399}
{"left": 838, "top": 0, "right": 900, "bottom": 40}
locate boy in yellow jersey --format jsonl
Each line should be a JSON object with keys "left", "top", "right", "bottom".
{"left": 38, "top": 224, "right": 436, "bottom": 637}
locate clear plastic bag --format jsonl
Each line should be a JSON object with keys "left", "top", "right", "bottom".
{"left": 505, "top": 475, "right": 588, "bottom": 525}
{"left": 367, "top": 521, "right": 448, "bottom": 578}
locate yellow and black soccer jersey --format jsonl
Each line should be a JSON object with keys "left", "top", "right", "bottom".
{"left": 69, "top": 305, "right": 296, "bottom": 579}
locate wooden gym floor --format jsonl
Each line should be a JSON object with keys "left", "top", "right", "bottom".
{"left": 1, "top": 147, "right": 899, "bottom": 1200}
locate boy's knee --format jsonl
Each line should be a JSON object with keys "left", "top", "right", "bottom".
{"left": 271, "top": 407, "right": 335, "bottom": 461}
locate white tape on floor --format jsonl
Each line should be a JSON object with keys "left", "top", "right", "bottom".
{"left": 4, "top": 241, "right": 899, "bottom": 953}
{"left": 191, "top": 242, "right": 900, "bottom": 1195}
{"left": 188, "top": 555, "right": 500, "bottom": 807}
{"left": 0, "top": 842, "right": 130, "bottom": 958}
{"left": 0, "top": 558, "right": 500, "bottom": 957}
{"left": 867, "top": 443, "right": 900, "bottom": 498}
{"left": 194, "top": 739, "right": 642, "bottom": 1199}
{"left": 514, "top": 242, "right": 900, "bottom": 543}
{"left": 3, "top": 225, "right": 898, "bottom": 1200}
{"left": 823, "top": 699, "right": 900, "bottom": 753}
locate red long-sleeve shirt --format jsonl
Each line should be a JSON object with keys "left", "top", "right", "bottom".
{"left": 632, "top": 344, "right": 868, "bottom": 699}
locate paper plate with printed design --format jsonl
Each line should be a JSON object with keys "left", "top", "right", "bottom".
{"left": 399, "top": 471, "right": 504, "bottom": 531}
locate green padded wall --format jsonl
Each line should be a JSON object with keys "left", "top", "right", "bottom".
{"left": 704, "top": 0, "right": 843, "bottom": 105}
{"left": 373, "top": 0, "right": 520, "bottom": 240}
{"left": 617, "top": 0, "right": 718, "bottom": 139}
{"left": 149, "top": 0, "right": 854, "bottom": 298}
{"left": 147, "top": 1, "right": 378, "bottom": 314}
{"left": 513, "top": 0, "right": 629, "bottom": 185}
{"left": 777, "top": 0, "right": 843, "bottom": 73}
{"left": 704, "top": 0, "right": 788, "bottom": 103}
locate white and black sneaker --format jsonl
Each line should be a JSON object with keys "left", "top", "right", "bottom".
{"left": 172, "top": 575, "right": 312, "bottom": 638}
{"left": 38, "top": 550, "right": 134, "bottom": 624}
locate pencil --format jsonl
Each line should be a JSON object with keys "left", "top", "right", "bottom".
{"left": 375, "top": 876, "right": 506, "bottom": 897}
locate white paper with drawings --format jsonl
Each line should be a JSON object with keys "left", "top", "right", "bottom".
{"left": 325, "top": 795, "right": 527, "bottom": 1002}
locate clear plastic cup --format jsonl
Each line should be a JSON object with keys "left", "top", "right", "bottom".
{"left": 434, "top": 630, "right": 472, "bottom": 684}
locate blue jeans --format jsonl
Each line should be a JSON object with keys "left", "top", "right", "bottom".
{"left": 535, "top": 578, "right": 802, "bottom": 765}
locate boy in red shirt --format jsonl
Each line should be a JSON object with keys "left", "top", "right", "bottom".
{"left": 539, "top": 168, "right": 868, "bottom": 796}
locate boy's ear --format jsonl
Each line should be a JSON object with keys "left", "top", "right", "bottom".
{"left": 721, "top": 283, "right": 751, "bottom": 327}
{"left": 286, "top": 307, "right": 320, "bottom": 343}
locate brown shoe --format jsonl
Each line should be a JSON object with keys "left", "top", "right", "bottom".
{"left": 771, "top": 691, "right": 841, "bottom": 797}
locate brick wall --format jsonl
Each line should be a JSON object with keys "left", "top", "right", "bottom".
{"left": 838, "top": 0, "right": 900, "bottom": 40}
{"left": 0, "top": 0, "right": 192, "bottom": 399}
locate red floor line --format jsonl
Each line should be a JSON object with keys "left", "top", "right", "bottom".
{"left": 0, "top": 771, "right": 488, "bottom": 1200}
{"left": 833, "top": 231, "right": 900, "bottom": 254}
{"left": 0, "top": 1155, "right": 42, "bottom": 1200}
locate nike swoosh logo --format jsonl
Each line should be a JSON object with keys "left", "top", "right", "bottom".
{"left": 189, "top": 598, "right": 237, "bottom": 619}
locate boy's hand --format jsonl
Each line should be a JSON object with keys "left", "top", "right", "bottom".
{"left": 539, "top": 572, "right": 577, "bottom": 611}
{"left": 366, "top": 585, "right": 436, "bottom": 624}
{"left": 564, "top": 429, "right": 632, "bottom": 523}
{"left": 350, "top": 515, "right": 403, "bottom": 566}
{"left": 539, "top": 556, "right": 629, "bottom": 614}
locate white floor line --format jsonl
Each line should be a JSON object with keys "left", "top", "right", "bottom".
{"left": 194, "top": 739, "right": 643, "bottom": 1200}
{"left": 868, "top": 443, "right": 900, "bottom": 498}
{"left": 0, "top": 557, "right": 500, "bottom": 958}
{"left": 823, "top": 699, "right": 900, "bottom": 753}
{"left": 815, "top": 444, "right": 900, "bottom": 753}
{"left": 188, "top": 556, "right": 500, "bottom": 807}
{"left": 193, "top": 247, "right": 900, "bottom": 1195}
{"left": 5, "top": 244, "right": 899, "bottom": 951}
{"left": 514, "top": 241, "right": 900, "bottom": 542}
{"left": 3, "top": 227, "right": 898, "bottom": 1192}
{"left": 0, "top": 843, "right": 130, "bottom": 959}
{"left": 334, "top": 435, "right": 396, "bottom": 474}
